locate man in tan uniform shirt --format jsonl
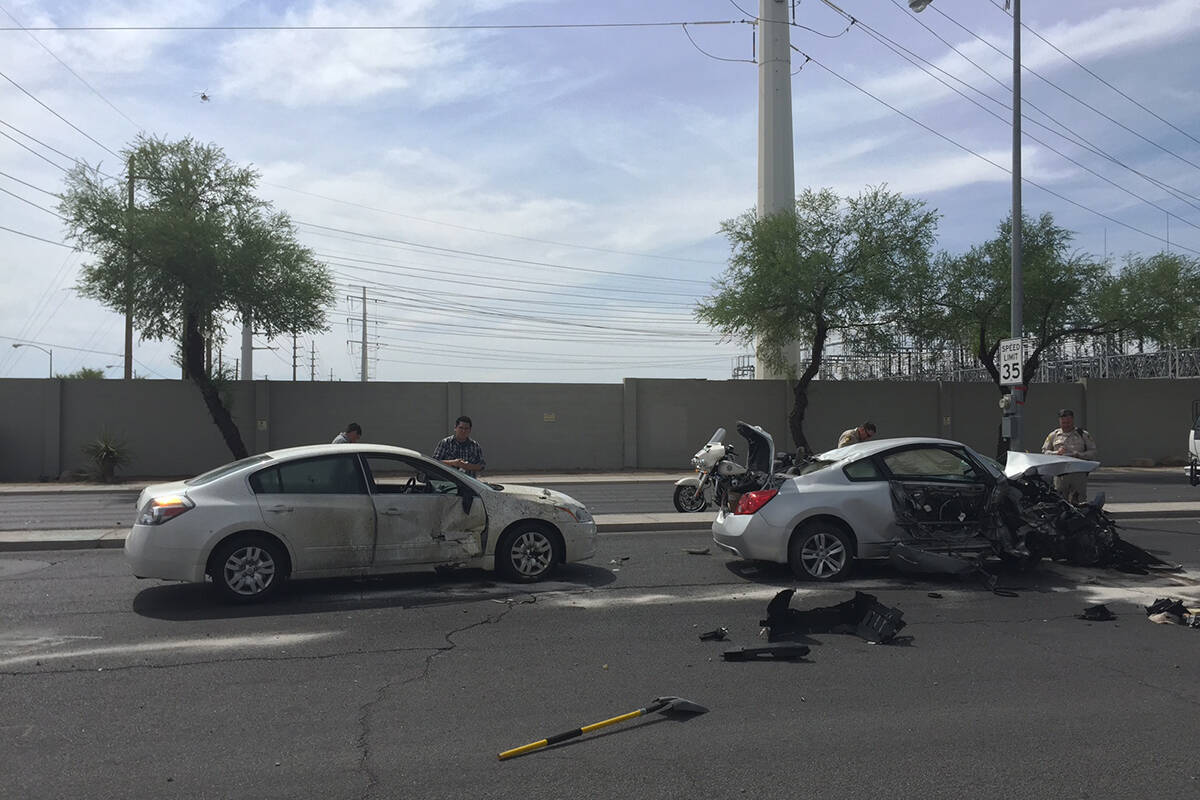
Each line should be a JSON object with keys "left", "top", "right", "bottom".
{"left": 1040, "top": 408, "right": 1098, "bottom": 503}
{"left": 837, "top": 421, "right": 877, "bottom": 448}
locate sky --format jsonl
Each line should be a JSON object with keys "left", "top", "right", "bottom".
{"left": 1, "top": 0, "right": 1198, "bottom": 383}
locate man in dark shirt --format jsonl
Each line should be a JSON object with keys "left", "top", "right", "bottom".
{"left": 433, "top": 416, "right": 486, "bottom": 473}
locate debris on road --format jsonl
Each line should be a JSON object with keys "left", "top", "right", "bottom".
{"left": 698, "top": 627, "right": 728, "bottom": 641}
{"left": 722, "top": 644, "right": 810, "bottom": 662}
{"left": 1077, "top": 604, "right": 1117, "bottom": 622}
{"left": 1144, "top": 597, "right": 1199, "bottom": 627}
{"left": 497, "top": 696, "right": 708, "bottom": 760}
{"left": 760, "top": 589, "right": 907, "bottom": 644}
{"left": 683, "top": 547, "right": 710, "bottom": 555}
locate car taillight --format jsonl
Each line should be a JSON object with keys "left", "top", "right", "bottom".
{"left": 734, "top": 489, "right": 777, "bottom": 515}
{"left": 137, "top": 495, "right": 194, "bottom": 525}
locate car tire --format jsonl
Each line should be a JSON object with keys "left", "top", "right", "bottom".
{"left": 209, "top": 534, "right": 288, "bottom": 603}
{"left": 789, "top": 522, "right": 854, "bottom": 581}
{"left": 673, "top": 484, "right": 708, "bottom": 513}
{"left": 496, "top": 524, "right": 561, "bottom": 583}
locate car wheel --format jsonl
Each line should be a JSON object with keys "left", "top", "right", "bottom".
{"left": 673, "top": 484, "right": 708, "bottom": 513}
{"left": 210, "top": 534, "right": 288, "bottom": 603}
{"left": 496, "top": 524, "right": 561, "bottom": 583}
{"left": 789, "top": 523, "right": 853, "bottom": 581}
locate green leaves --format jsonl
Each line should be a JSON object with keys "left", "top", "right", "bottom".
{"left": 59, "top": 134, "right": 334, "bottom": 355}
{"left": 697, "top": 186, "right": 939, "bottom": 377}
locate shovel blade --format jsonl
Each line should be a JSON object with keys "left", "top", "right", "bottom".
{"left": 653, "top": 696, "right": 709, "bottom": 715}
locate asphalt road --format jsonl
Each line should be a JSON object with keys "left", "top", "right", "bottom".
{"left": 2, "top": 472, "right": 1198, "bottom": 530}
{"left": 3, "top": 523, "right": 1199, "bottom": 799}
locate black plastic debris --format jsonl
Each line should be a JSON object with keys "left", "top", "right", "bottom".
{"left": 698, "top": 627, "right": 728, "bottom": 641}
{"left": 1077, "top": 604, "right": 1117, "bottom": 622}
{"left": 760, "top": 589, "right": 907, "bottom": 644}
{"left": 722, "top": 644, "right": 810, "bottom": 662}
{"left": 1145, "top": 597, "right": 1191, "bottom": 625}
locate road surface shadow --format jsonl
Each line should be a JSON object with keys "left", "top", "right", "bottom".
{"left": 132, "top": 562, "right": 616, "bottom": 621}
{"left": 721, "top": 557, "right": 1103, "bottom": 596}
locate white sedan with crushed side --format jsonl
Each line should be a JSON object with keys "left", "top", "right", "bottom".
{"left": 125, "top": 444, "right": 596, "bottom": 602}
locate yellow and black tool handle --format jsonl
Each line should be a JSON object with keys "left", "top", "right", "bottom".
{"left": 497, "top": 700, "right": 669, "bottom": 760}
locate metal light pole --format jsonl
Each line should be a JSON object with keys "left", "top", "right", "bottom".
{"left": 910, "top": 0, "right": 1023, "bottom": 449}
{"left": 11, "top": 343, "right": 52, "bottom": 377}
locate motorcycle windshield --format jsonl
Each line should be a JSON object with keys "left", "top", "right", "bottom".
{"left": 706, "top": 428, "right": 726, "bottom": 446}
{"left": 735, "top": 421, "right": 775, "bottom": 488}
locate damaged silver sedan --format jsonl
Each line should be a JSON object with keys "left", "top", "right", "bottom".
{"left": 126, "top": 444, "right": 596, "bottom": 602}
{"left": 712, "top": 425, "right": 1165, "bottom": 581}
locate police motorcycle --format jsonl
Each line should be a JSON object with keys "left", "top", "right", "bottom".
{"left": 672, "top": 428, "right": 747, "bottom": 512}
{"left": 673, "top": 422, "right": 784, "bottom": 513}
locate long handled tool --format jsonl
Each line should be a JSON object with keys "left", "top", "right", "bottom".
{"left": 497, "top": 695, "right": 708, "bottom": 760}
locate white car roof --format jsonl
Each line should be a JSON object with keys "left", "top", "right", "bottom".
{"left": 817, "top": 436, "right": 967, "bottom": 461}
{"left": 262, "top": 443, "right": 426, "bottom": 461}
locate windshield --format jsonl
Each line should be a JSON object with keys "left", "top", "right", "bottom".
{"left": 707, "top": 427, "right": 726, "bottom": 445}
{"left": 968, "top": 447, "right": 1007, "bottom": 480}
{"left": 185, "top": 454, "right": 273, "bottom": 486}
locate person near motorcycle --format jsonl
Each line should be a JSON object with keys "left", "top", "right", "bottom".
{"left": 1041, "top": 409, "right": 1097, "bottom": 503}
{"left": 837, "top": 421, "right": 877, "bottom": 448}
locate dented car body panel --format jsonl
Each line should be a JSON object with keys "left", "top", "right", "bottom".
{"left": 125, "top": 443, "right": 596, "bottom": 591}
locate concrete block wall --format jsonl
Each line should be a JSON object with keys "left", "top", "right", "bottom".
{"left": 0, "top": 376, "right": 1195, "bottom": 480}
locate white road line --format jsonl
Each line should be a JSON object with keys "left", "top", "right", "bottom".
{"left": 0, "top": 632, "right": 337, "bottom": 668}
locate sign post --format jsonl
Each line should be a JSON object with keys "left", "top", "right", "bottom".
{"left": 998, "top": 338, "right": 1031, "bottom": 448}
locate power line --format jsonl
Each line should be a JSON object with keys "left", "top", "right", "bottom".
{"left": 879, "top": 0, "right": 1200, "bottom": 213}
{"left": 0, "top": 223, "right": 71, "bottom": 247}
{"left": 844, "top": 11, "right": 1200, "bottom": 232}
{"left": 988, "top": 0, "right": 1200, "bottom": 150}
{"left": 925, "top": 1, "right": 1200, "bottom": 177}
{"left": 300, "top": 222, "right": 712, "bottom": 285}
{"left": 0, "top": 20, "right": 748, "bottom": 32}
{"left": 0, "top": 168, "right": 62, "bottom": 196}
{"left": 0, "top": 185, "right": 65, "bottom": 219}
{"left": 792, "top": 46, "right": 1200, "bottom": 257}
{"left": 0, "top": 3, "right": 143, "bottom": 130}
{"left": 0, "top": 67, "right": 120, "bottom": 158}
{"left": 265, "top": 182, "right": 723, "bottom": 264}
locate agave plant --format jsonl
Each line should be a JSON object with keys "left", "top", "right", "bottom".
{"left": 82, "top": 431, "right": 132, "bottom": 483}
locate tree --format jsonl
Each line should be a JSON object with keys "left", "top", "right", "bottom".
{"left": 56, "top": 367, "right": 106, "bottom": 379}
{"left": 912, "top": 213, "right": 1200, "bottom": 453}
{"left": 59, "top": 135, "right": 334, "bottom": 459}
{"left": 697, "top": 186, "right": 939, "bottom": 453}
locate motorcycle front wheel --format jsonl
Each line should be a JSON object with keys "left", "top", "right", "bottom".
{"left": 673, "top": 484, "right": 708, "bottom": 513}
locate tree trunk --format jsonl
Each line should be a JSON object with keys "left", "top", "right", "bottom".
{"left": 185, "top": 310, "right": 249, "bottom": 459}
{"left": 787, "top": 318, "right": 829, "bottom": 455}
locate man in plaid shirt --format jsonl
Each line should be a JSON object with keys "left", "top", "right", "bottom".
{"left": 433, "top": 415, "right": 486, "bottom": 474}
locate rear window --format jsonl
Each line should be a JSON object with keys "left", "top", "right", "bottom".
{"left": 796, "top": 459, "right": 837, "bottom": 476}
{"left": 186, "top": 454, "right": 273, "bottom": 487}
{"left": 843, "top": 459, "right": 883, "bottom": 481}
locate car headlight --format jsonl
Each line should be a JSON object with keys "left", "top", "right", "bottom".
{"left": 137, "top": 495, "right": 195, "bottom": 525}
{"left": 555, "top": 504, "right": 593, "bottom": 524}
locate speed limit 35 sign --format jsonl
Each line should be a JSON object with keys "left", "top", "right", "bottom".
{"left": 998, "top": 337, "right": 1028, "bottom": 386}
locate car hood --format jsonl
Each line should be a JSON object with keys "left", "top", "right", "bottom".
{"left": 1004, "top": 451, "right": 1099, "bottom": 479}
{"left": 486, "top": 483, "right": 582, "bottom": 508}
{"left": 135, "top": 479, "right": 190, "bottom": 510}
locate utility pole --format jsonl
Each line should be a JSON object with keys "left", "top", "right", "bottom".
{"left": 310, "top": 341, "right": 317, "bottom": 381}
{"left": 124, "top": 155, "right": 134, "bottom": 380}
{"left": 240, "top": 313, "right": 252, "bottom": 380}
{"left": 292, "top": 333, "right": 298, "bottom": 381}
{"left": 1009, "top": 0, "right": 1024, "bottom": 451}
{"left": 754, "top": 0, "right": 796, "bottom": 379}
{"left": 360, "top": 286, "right": 368, "bottom": 383}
